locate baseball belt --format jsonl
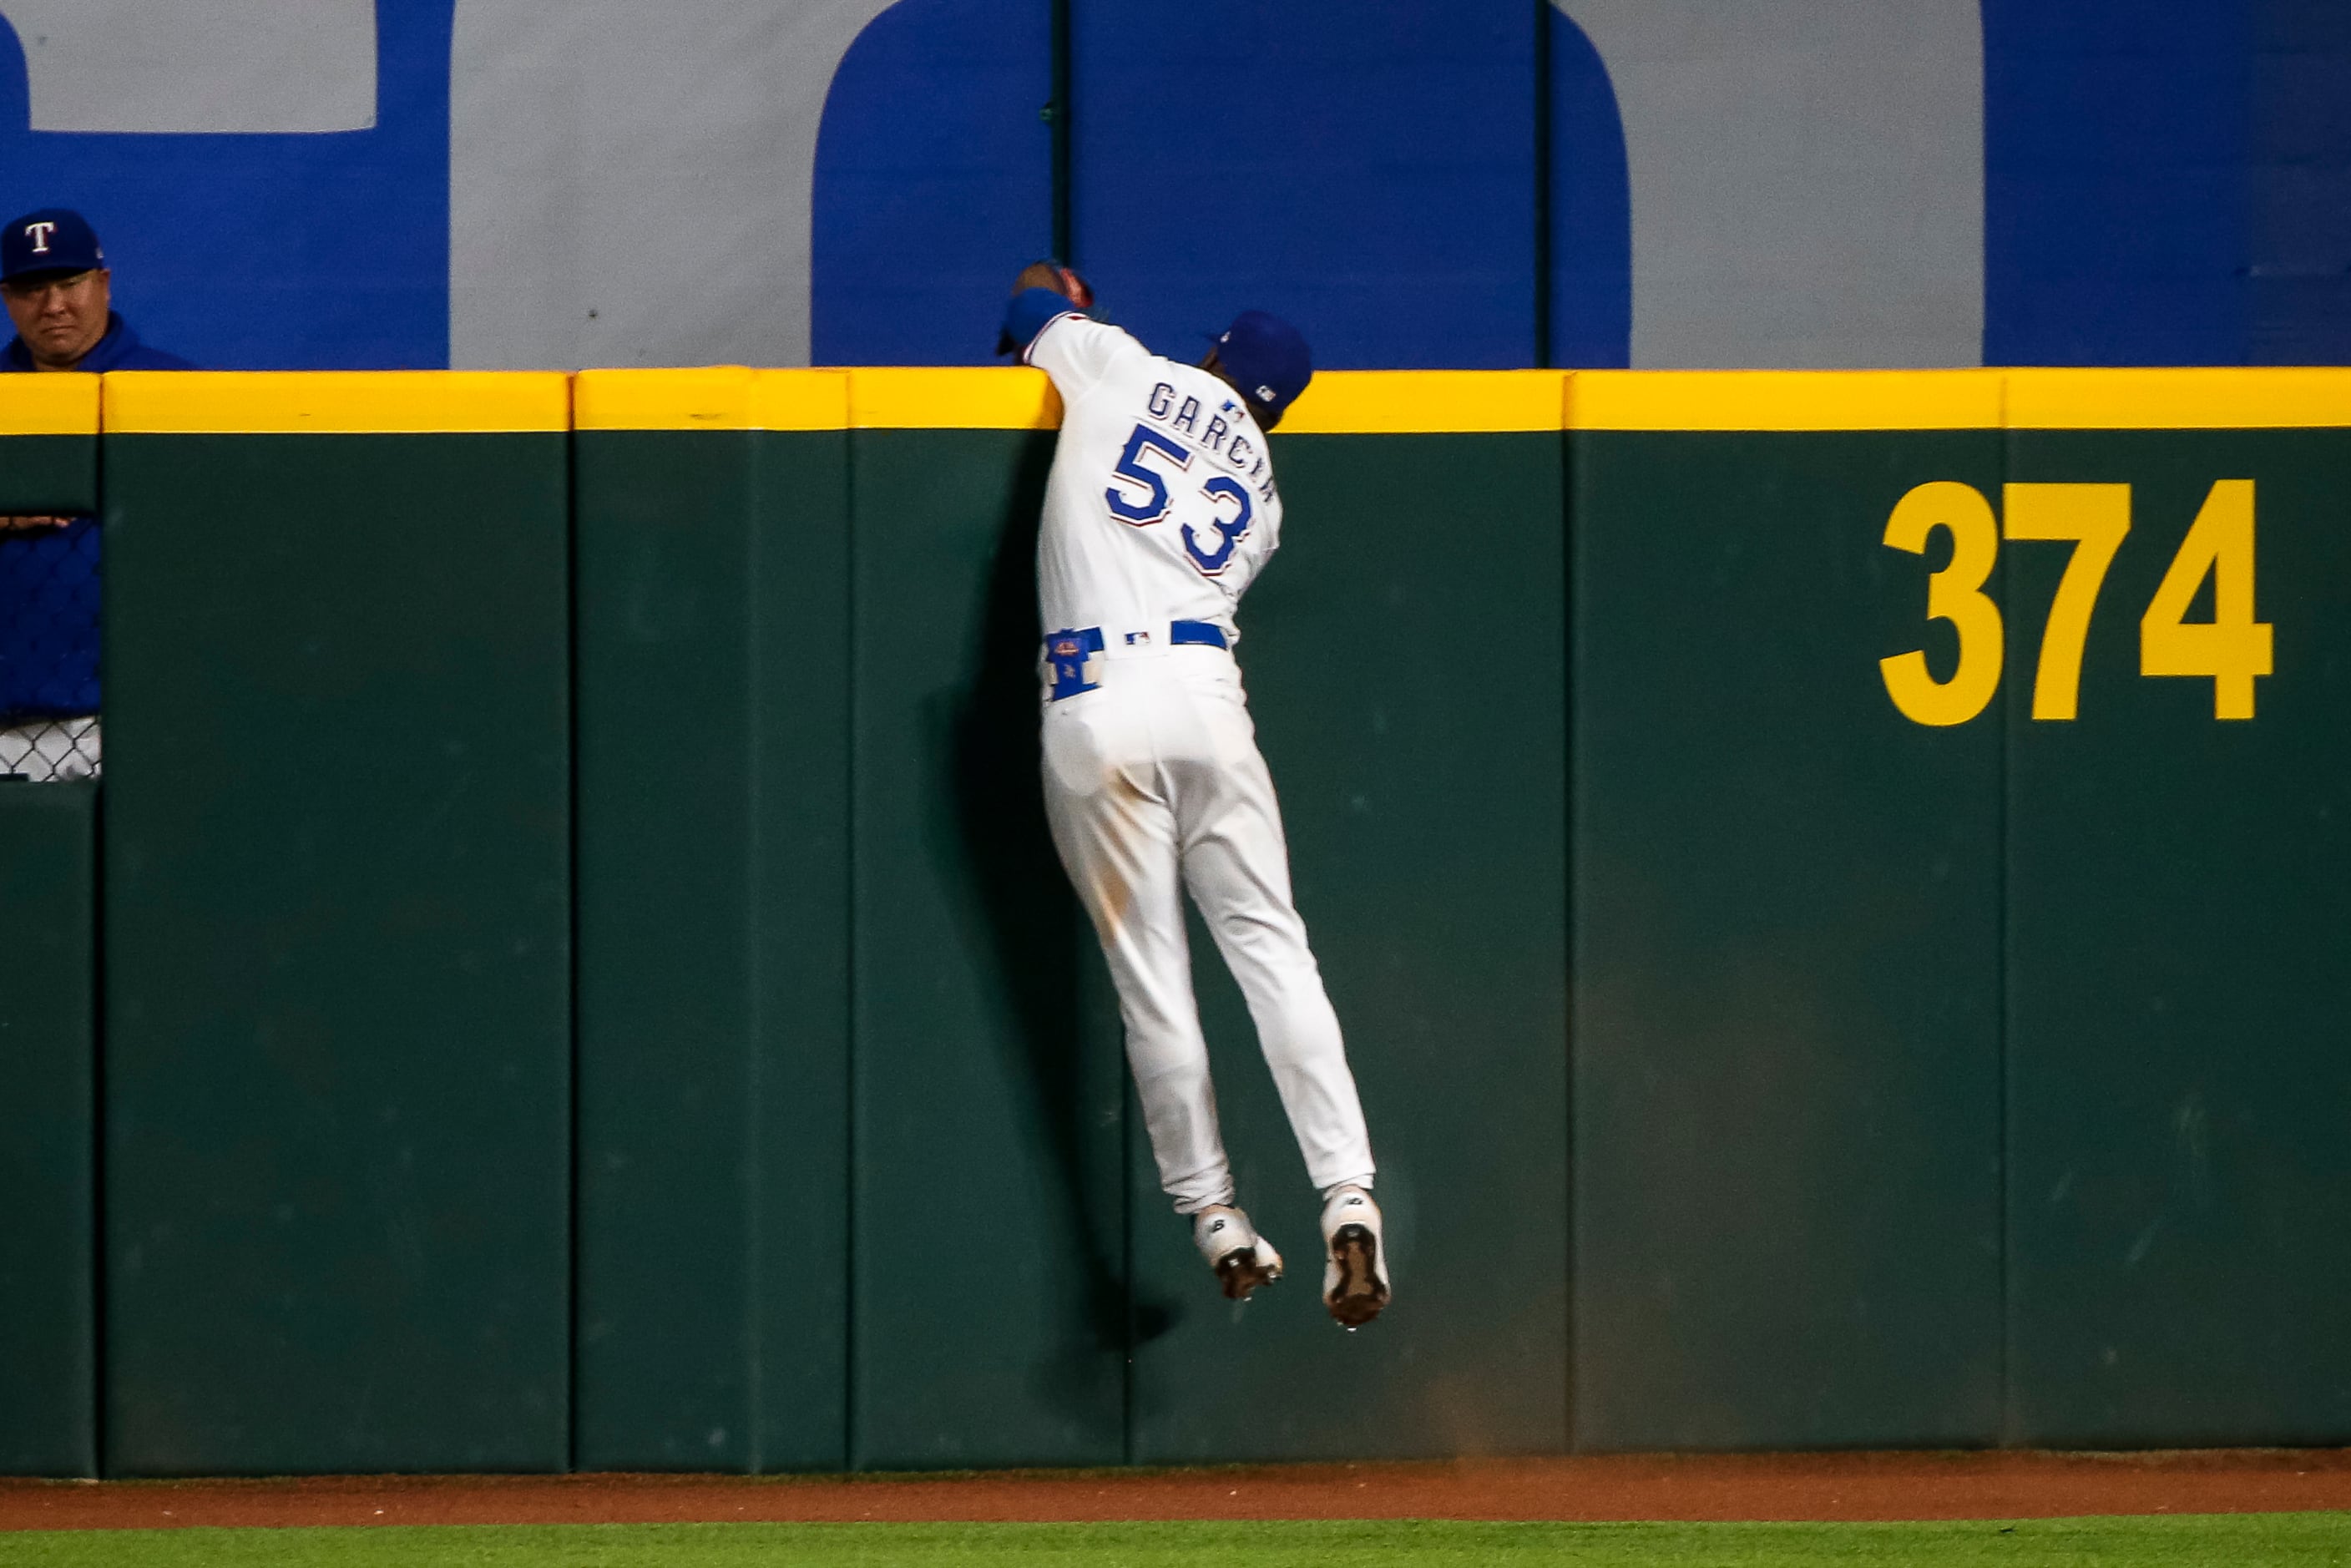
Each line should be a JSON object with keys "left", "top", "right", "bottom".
{"left": 1044, "top": 620, "right": 1228, "bottom": 701}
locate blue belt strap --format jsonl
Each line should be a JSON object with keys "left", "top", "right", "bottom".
{"left": 1170, "top": 620, "right": 1227, "bottom": 648}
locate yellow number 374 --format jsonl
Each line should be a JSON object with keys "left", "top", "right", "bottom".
{"left": 1880, "top": 479, "right": 2274, "bottom": 726}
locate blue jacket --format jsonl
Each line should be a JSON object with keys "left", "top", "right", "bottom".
{"left": 3, "top": 310, "right": 195, "bottom": 372}
{"left": 1, "top": 312, "right": 192, "bottom": 723}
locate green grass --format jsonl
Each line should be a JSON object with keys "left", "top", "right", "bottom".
{"left": 5, "top": 1516, "right": 2351, "bottom": 1566}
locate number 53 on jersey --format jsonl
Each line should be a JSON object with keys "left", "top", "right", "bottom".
{"left": 1880, "top": 478, "right": 2274, "bottom": 726}
{"left": 1105, "top": 422, "right": 1257, "bottom": 577}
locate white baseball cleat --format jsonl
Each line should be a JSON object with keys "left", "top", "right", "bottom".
{"left": 1320, "top": 1186, "right": 1390, "bottom": 1328}
{"left": 1192, "top": 1205, "right": 1283, "bottom": 1302}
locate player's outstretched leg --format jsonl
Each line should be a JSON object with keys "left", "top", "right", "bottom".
{"left": 1172, "top": 736, "right": 1378, "bottom": 1201}
{"left": 1044, "top": 690, "right": 1251, "bottom": 1302}
{"left": 1193, "top": 1205, "right": 1284, "bottom": 1302}
{"left": 1320, "top": 1185, "right": 1390, "bottom": 1328}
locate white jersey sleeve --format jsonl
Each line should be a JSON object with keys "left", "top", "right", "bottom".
{"left": 1024, "top": 311, "right": 1147, "bottom": 401}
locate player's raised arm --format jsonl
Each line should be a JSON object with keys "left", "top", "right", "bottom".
{"left": 996, "top": 260, "right": 1140, "bottom": 397}
{"left": 994, "top": 260, "right": 1090, "bottom": 357}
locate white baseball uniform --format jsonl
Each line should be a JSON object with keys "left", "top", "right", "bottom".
{"left": 1025, "top": 309, "right": 1375, "bottom": 1215}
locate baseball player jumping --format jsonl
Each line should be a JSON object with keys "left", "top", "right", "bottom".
{"left": 999, "top": 263, "right": 1388, "bottom": 1328}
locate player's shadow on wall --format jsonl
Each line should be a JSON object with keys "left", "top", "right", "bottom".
{"left": 936, "top": 433, "right": 1180, "bottom": 1427}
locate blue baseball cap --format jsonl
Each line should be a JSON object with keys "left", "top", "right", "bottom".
{"left": 3, "top": 209, "right": 105, "bottom": 282}
{"left": 1212, "top": 311, "right": 1312, "bottom": 424}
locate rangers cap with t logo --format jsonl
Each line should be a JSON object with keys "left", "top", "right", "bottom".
{"left": 3, "top": 208, "right": 105, "bottom": 283}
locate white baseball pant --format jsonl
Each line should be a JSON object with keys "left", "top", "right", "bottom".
{"left": 1041, "top": 643, "right": 1374, "bottom": 1214}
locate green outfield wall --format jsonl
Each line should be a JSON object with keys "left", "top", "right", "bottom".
{"left": 0, "top": 782, "right": 98, "bottom": 1476}
{"left": 1998, "top": 373, "right": 2351, "bottom": 1447}
{"left": 0, "top": 375, "right": 98, "bottom": 513}
{"left": 1570, "top": 373, "right": 2009, "bottom": 1450}
{"left": 0, "top": 379, "right": 100, "bottom": 1477}
{"left": 98, "top": 373, "right": 574, "bottom": 1475}
{"left": 570, "top": 370, "right": 852, "bottom": 1473}
{"left": 841, "top": 377, "right": 1124, "bottom": 1469}
{"left": 1, "top": 366, "right": 2346, "bottom": 1474}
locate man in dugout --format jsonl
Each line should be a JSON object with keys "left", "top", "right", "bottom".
{"left": 0, "top": 207, "right": 193, "bottom": 780}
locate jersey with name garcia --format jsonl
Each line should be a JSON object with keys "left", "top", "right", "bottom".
{"left": 1028, "top": 311, "right": 1282, "bottom": 643}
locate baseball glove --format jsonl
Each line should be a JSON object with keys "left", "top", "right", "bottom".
{"left": 998, "top": 260, "right": 1095, "bottom": 356}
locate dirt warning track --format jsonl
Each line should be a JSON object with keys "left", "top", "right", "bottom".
{"left": 4, "top": 1449, "right": 2350, "bottom": 1531}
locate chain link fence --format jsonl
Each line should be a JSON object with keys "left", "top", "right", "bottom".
{"left": 1, "top": 514, "right": 102, "bottom": 782}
